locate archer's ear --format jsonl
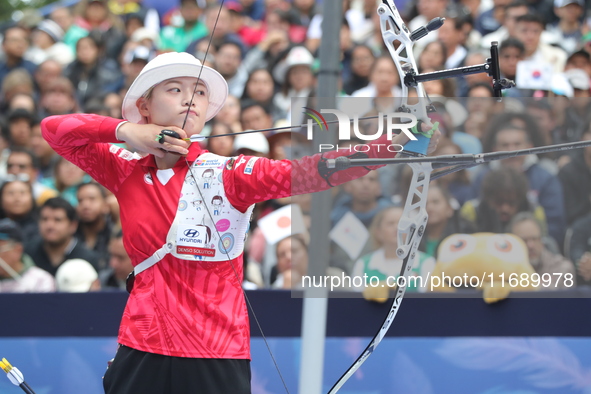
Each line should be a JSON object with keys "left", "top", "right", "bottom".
{"left": 137, "top": 97, "right": 150, "bottom": 118}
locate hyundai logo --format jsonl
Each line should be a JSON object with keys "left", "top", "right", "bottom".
{"left": 183, "top": 229, "right": 200, "bottom": 237}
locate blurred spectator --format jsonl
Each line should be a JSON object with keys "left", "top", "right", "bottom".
{"left": 42, "top": 156, "right": 91, "bottom": 207}
{"left": 481, "top": 1, "right": 530, "bottom": 48}
{"left": 206, "top": 122, "right": 235, "bottom": 157}
{"left": 417, "top": 40, "right": 447, "bottom": 72}
{"left": 76, "top": 182, "right": 113, "bottom": 270}
{"left": 558, "top": 129, "right": 591, "bottom": 226}
{"left": 461, "top": 168, "right": 548, "bottom": 236}
{"left": 271, "top": 234, "right": 308, "bottom": 288}
{"left": 107, "top": 0, "right": 161, "bottom": 34}
{"left": 289, "top": 0, "right": 317, "bottom": 27}
{"left": 351, "top": 56, "right": 401, "bottom": 117}
{"left": 306, "top": 0, "right": 364, "bottom": 54}
{"left": 476, "top": 122, "right": 566, "bottom": 244}
{"left": 514, "top": 13, "right": 567, "bottom": 73}
{"left": 30, "top": 121, "right": 58, "bottom": 180}
{"left": 121, "top": 45, "right": 151, "bottom": 89}
{"left": 0, "top": 218, "right": 55, "bottom": 293}
{"left": 457, "top": 51, "right": 490, "bottom": 96}
{"left": 33, "top": 59, "right": 63, "bottom": 97}
{"left": 196, "top": 4, "right": 246, "bottom": 53}
{"left": 331, "top": 170, "right": 392, "bottom": 228}
{"left": 28, "top": 19, "right": 75, "bottom": 67}
{"left": 438, "top": 14, "right": 469, "bottom": 69}
{"left": 99, "top": 229, "right": 132, "bottom": 290}
{"left": 7, "top": 108, "right": 35, "bottom": 149}
{"left": 215, "top": 94, "right": 242, "bottom": 133}
{"left": 73, "top": 0, "right": 127, "bottom": 60}
{"left": 6, "top": 148, "right": 57, "bottom": 206}
{"left": 55, "top": 258, "right": 100, "bottom": 292}
{"left": 39, "top": 77, "right": 79, "bottom": 117}
{"left": 25, "top": 197, "right": 99, "bottom": 276}
{"left": 8, "top": 93, "right": 36, "bottom": 113}
{"left": 431, "top": 140, "right": 473, "bottom": 206}
{"left": 0, "top": 26, "right": 37, "bottom": 83}
{"left": 159, "top": 0, "right": 207, "bottom": 52}
{"left": 498, "top": 37, "right": 527, "bottom": 97}
{"left": 50, "top": 6, "right": 89, "bottom": 54}
{"left": 352, "top": 206, "right": 435, "bottom": 293}
{"left": 1, "top": 69, "right": 35, "bottom": 113}
{"left": 421, "top": 184, "right": 475, "bottom": 258}
{"left": 240, "top": 100, "right": 273, "bottom": 132}
{"left": 242, "top": 69, "right": 282, "bottom": 121}
{"left": 544, "top": 0, "right": 584, "bottom": 54}
{"left": 474, "top": 0, "right": 511, "bottom": 36}
{"left": 0, "top": 180, "right": 39, "bottom": 241}
{"left": 343, "top": 44, "right": 375, "bottom": 95}
{"left": 510, "top": 212, "right": 575, "bottom": 288}
{"left": 63, "top": 32, "right": 124, "bottom": 108}
{"left": 567, "top": 213, "right": 591, "bottom": 285}
{"left": 273, "top": 46, "right": 316, "bottom": 118}
{"left": 565, "top": 49, "right": 591, "bottom": 75}
{"left": 215, "top": 41, "right": 248, "bottom": 98}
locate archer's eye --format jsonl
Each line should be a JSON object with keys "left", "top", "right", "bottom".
{"left": 197, "top": 90, "right": 207, "bottom": 96}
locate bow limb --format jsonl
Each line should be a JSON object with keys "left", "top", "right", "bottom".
{"left": 328, "top": 2, "right": 436, "bottom": 393}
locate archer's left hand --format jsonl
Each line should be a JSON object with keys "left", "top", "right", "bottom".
{"left": 392, "top": 122, "right": 441, "bottom": 154}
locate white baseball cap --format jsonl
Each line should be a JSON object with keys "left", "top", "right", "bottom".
{"left": 55, "top": 259, "right": 98, "bottom": 292}
{"left": 122, "top": 52, "right": 228, "bottom": 124}
{"left": 234, "top": 131, "right": 270, "bottom": 154}
{"left": 273, "top": 46, "right": 314, "bottom": 84}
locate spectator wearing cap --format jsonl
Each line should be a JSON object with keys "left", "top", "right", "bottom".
{"left": 159, "top": 0, "right": 207, "bottom": 52}
{"left": 514, "top": 13, "right": 567, "bottom": 73}
{"left": 73, "top": 0, "right": 127, "bottom": 61}
{"left": 565, "top": 50, "right": 591, "bottom": 76}
{"left": 56, "top": 258, "right": 100, "bottom": 292}
{"left": 213, "top": 41, "right": 248, "bottom": 98}
{"left": 99, "top": 229, "right": 132, "bottom": 290}
{"left": 8, "top": 93, "right": 36, "bottom": 114}
{"left": 25, "top": 197, "right": 99, "bottom": 276}
{"left": 28, "top": 19, "right": 75, "bottom": 67}
{"left": 63, "top": 32, "right": 124, "bottom": 108}
{"left": 233, "top": 132, "right": 269, "bottom": 157}
{"left": 121, "top": 45, "right": 153, "bottom": 88}
{"left": 273, "top": 46, "right": 316, "bottom": 119}
{"left": 7, "top": 109, "right": 36, "bottom": 149}
{"left": 50, "top": 6, "right": 89, "bottom": 55}
{"left": 544, "top": 0, "right": 584, "bottom": 54}
{"left": 0, "top": 26, "right": 37, "bottom": 83}
{"left": 0, "top": 218, "right": 55, "bottom": 293}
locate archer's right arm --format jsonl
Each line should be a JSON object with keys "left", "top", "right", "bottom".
{"left": 41, "top": 114, "right": 137, "bottom": 193}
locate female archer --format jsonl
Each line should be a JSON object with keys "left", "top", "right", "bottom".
{"left": 41, "top": 52, "right": 439, "bottom": 394}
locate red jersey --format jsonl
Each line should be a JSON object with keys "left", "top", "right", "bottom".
{"left": 41, "top": 114, "right": 397, "bottom": 359}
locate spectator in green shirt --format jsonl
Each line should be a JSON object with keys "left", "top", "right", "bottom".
{"left": 159, "top": 0, "right": 207, "bottom": 52}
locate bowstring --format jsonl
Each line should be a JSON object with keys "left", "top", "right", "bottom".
{"left": 180, "top": 2, "right": 290, "bottom": 392}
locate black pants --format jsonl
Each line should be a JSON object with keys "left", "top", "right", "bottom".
{"left": 103, "top": 345, "right": 251, "bottom": 394}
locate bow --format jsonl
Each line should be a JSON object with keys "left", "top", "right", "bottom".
{"left": 327, "top": 1, "right": 515, "bottom": 392}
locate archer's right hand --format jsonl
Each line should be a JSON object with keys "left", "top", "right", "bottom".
{"left": 117, "top": 123, "right": 190, "bottom": 158}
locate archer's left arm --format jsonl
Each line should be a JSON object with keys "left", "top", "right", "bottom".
{"left": 223, "top": 135, "right": 400, "bottom": 211}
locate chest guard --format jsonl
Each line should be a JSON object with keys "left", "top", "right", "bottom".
{"left": 166, "top": 152, "right": 254, "bottom": 262}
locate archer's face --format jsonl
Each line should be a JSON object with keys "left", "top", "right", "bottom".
{"left": 138, "top": 77, "right": 210, "bottom": 136}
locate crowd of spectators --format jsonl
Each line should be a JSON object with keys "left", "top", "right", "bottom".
{"left": 0, "top": 0, "right": 591, "bottom": 293}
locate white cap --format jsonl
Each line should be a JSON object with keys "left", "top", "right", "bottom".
{"left": 565, "top": 68, "right": 590, "bottom": 91}
{"left": 122, "top": 52, "right": 228, "bottom": 124}
{"left": 551, "top": 73, "right": 574, "bottom": 97}
{"left": 554, "top": 0, "right": 583, "bottom": 7}
{"left": 56, "top": 259, "right": 98, "bottom": 292}
{"left": 273, "top": 46, "right": 315, "bottom": 84}
{"left": 234, "top": 132, "right": 270, "bottom": 154}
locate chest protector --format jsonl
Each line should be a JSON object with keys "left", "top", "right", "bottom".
{"left": 166, "top": 152, "right": 254, "bottom": 262}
